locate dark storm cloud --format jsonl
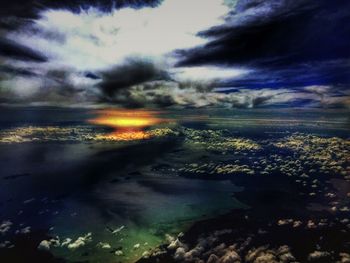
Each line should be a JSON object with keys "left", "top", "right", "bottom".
{"left": 0, "top": 0, "right": 349, "bottom": 109}
{"left": 176, "top": 0, "right": 350, "bottom": 86}
{"left": 220, "top": 60, "right": 350, "bottom": 89}
{"left": 180, "top": 0, "right": 350, "bottom": 66}
{"left": 98, "top": 59, "right": 170, "bottom": 98}
{"left": 0, "top": 0, "right": 160, "bottom": 24}
{"left": 0, "top": 65, "right": 38, "bottom": 77}
{"left": 0, "top": 38, "right": 47, "bottom": 62}
{"left": 252, "top": 95, "right": 272, "bottom": 107}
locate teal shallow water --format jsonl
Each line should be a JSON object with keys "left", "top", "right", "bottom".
{"left": 50, "top": 175, "right": 243, "bottom": 262}
{"left": 0, "top": 137, "right": 243, "bottom": 263}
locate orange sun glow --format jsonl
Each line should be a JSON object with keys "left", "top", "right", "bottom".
{"left": 88, "top": 109, "right": 166, "bottom": 141}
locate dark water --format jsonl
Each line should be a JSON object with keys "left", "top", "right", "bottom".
{"left": 0, "top": 107, "right": 349, "bottom": 263}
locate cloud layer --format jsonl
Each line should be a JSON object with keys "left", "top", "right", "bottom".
{"left": 0, "top": 0, "right": 349, "bottom": 108}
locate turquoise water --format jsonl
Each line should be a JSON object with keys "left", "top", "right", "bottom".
{"left": 50, "top": 175, "right": 242, "bottom": 262}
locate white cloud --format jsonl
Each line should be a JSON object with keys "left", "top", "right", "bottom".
{"left": 119, "top": 82, "right": 338, "bottom": 108}
{"left": 172, "top": 66, "right": 250, "bottom": 82}
{"left": 67, "top": 232, "right": 92, "bottom": 250}
{"left": 1, "top": 1, "right": 349, "bottom": 109}
{"left": 1, "top": 0, "right": 250, "bottom": 103}
{"left": 7, "top": 0, "right": 229, "bottom": 72}
{"left": 0, "top": 77, "right": 43, "bottom": 98}
{"left": 38, "top": 240, "right": 51, "bottom": 251}
{"left": 308, "top": 250, "right": 331, "bottom": 261}
{"left": 0, "top": 220, "right": 13, "bottom": 235}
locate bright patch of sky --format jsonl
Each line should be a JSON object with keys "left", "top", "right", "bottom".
{"left": 6, "top": 0, "right": 246, "bottom": 81}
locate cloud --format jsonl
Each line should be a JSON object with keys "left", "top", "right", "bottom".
{"left": 308, "top": 250, "right": 331, "bottom": 261}
{"left": 37, "top": 240, "right": 51, "bottom": 251}
{"left": 98, "top": 58, "right": 168, "bottom": 98}
{"left": 0, "top": 0, "right": 349, "bottom": 109}
{"left": 220, "top": 60, "right": 350, "bottom": 90}
{"left": 303, "top": 85, "right": 350, "bottom": 108}
{"left": 5, "top": 0, "right": 229, "bottom": 71}
{"left": 0, "top": 65, "right": 39, "bottom": 77}
{"left": 96, "top": 62, "right": 249, "bottom": 102}
{"left": 0, "top": 220, "right": 12, "bottom": 235}
{"left": 0, "top": 69, "right": 101, "bottom": 105}
{"left": 160, "top": 231, "right": 297, "bottom": 263}
{"left": 172, "top": 66, "right": 250, "bottom": 83}
{"left": 0, "top": 38, "right": 47, "bottom": 62}
{"left": 67, "top": 233, "right": 92, "bottom": 250}
{"left": 101, "top": 80, "right": 350, "bottom": 109}
{"left": 0, "top": 77, "right": 43, "bottom": 98}
{"left": 0, "top": 0, "right": 244, "bottom": 107}
{"left": 178, "top": 0, "right": 350, "bottom": 67}
{"left": 245, "top": 245, "right": 296, "bottom": 263}
{"left": 176, "top": 0, "right": 350, "bottom": 87}
{"left": 0, "top": 1, "right": 161, "bottom": 25}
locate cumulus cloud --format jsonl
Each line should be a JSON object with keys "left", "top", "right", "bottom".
{"left": 0, "top": 66, "right": 101, "bottom": 105}
{"left": 0, "top": 220, "right": 13, "bottom": 235}
{"left": 160, "top": 231, "right": 298, "bottom": 263}
{"left": 245, "top": 245, "right": 296, "bottom": 263}
{"left": 67, "top": 232, "right": 92, "bottom": 250}
{"left": 104, "top": 81, "right": 349, "bottom": 109}
{"left": 338, "top": 253, "right": 350, "bottom": 263}
{"left": 15, "top": 226, "right": 31, "bottom": 234}
{"left": 308, "top": 251, "right": 331, "bottom": 261}
{"left": 303, "top": 85, "right": 350, "bottom": 108}
{"left": 37, "top": 240, "right": 51, "bottom": 251}
{"left": 98, "top": 58, "right": 168, "bottom": 97}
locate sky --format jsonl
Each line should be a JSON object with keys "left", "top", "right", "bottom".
{"left": 0, "top": 0, "right": 349, "bottom": 109}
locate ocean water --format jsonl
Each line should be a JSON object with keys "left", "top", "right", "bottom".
{"left": 0, "top": 107, "right": 349, "bottom": 263}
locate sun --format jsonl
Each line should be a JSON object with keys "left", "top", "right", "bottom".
{"left": 88, "top": 109, "right": 166, "bottom": 141}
